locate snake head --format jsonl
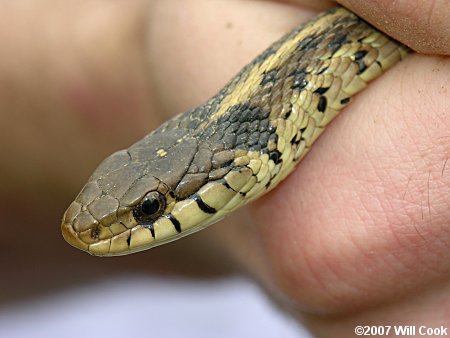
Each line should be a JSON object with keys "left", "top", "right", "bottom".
{"left": 62, "top": 128, "right": 194, "bottom": 256}
{"left": 61, "top": 129, "right": 234, "bottom": 256}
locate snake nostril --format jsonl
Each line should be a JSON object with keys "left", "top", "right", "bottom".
{"left": 90, "top": 226, "right": 100, "bottom": 240}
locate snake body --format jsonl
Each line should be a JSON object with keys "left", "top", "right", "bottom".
{"left": 62, "top": 7, "right": 409, "bottom": 256}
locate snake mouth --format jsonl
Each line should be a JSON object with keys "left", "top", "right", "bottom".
{"left": 61, "top": 222, "right": 90, "bottom": 252}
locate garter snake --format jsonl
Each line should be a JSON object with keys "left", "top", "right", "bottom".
{"left": 61, "top": 7, "right": 409, "bottom": 256}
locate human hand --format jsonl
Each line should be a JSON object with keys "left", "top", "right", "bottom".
{"left": 174, "top": 0, "right": 449, "bottom": 336}
{"left": 1, "top": 1, "right": 448, "bottom": 336}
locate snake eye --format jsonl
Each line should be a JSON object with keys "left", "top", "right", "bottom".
{"left": 134, "top": 191, "right": 166, "bottom": 223}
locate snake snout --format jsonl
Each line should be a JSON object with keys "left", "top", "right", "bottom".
{"left": 61, "top": 221, "right": 89, "bottom": 252}
{"left": 60, "top": 199, "right": 113, "bottom": 255}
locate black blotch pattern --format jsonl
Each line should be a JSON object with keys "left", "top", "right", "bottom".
{"left": 354, "top": 50, "right": 368, "bottom": 60}
{"left": 328, "top": 33, "right": 348, "bottom": 54}
{"left": 354, "top": 50, "right": 367, "bottom": 74}
{"left": 314, "top": 87, "right": 329, "bottom": 95}
{"left": 260, "top": 69, "right": 279, "bottom": 86}
{"left": 269, "top": 150, "right": 282, "bottom": 165}
{"left": 354, "top": 50, "right": 368, "bottom": 74}
{"left": 127, "top": 234, "right": 132, "bottom": 245}
{"left": 289, "top": 68, "right": 308, "bottom": 90}
{"left": 203, "top": 103, "right": 274, "bottom": 152}
{"left": 290, "top": 134, "right": 300, "bottom": 145}
{"left": 317, "top": 96, "right": 327, "bottom": 112}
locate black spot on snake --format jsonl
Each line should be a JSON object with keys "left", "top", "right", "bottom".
{"left": 356, "top": 59, "right": 367, "bottom": 74}
{"left": 314, "top": 87, "right": 329, "bottom": 95}
{"left": 269, "top": 150, "right": 283, "bottom": 164}
{"left": 354, "top": 50, "right": 368, "bottom": 60}
{"left": 283, "top": 108, "right": 292, "bottom": 119}
{"left": 317, "top": 96, "right": 327, "bottom": 112}
{"left": 290, "top": 134, "right": 300, "bottom": 145}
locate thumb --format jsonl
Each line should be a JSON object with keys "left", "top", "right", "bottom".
{"left": 337, "top": 0, "right": 450, "bottom": 55}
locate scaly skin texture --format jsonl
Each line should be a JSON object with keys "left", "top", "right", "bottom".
{"left": 62, "top": 7, "right": 408, "bottom": 256}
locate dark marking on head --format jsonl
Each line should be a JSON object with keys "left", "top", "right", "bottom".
{"left": 193, "top": 195, "right": 217, "bottom": 214}
{"left": 127, "top": 233, "right": 132, "bottom": 245}
{"left": 317, "top": 96, "right": 327, "bottom": 112}
{"left": 166, "top": 214, "right": 182, "bottom": 233}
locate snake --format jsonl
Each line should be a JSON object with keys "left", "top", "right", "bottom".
{"left": 61, "top": 6, "right": 409, "bottom": 256}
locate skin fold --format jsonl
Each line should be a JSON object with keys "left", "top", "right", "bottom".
{"left": 0, "top": 0, "right": 448, "bottom": 337}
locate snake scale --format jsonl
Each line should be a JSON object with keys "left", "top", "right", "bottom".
{"left": 62, "top": 7, "right": 409, "bottom": 256}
